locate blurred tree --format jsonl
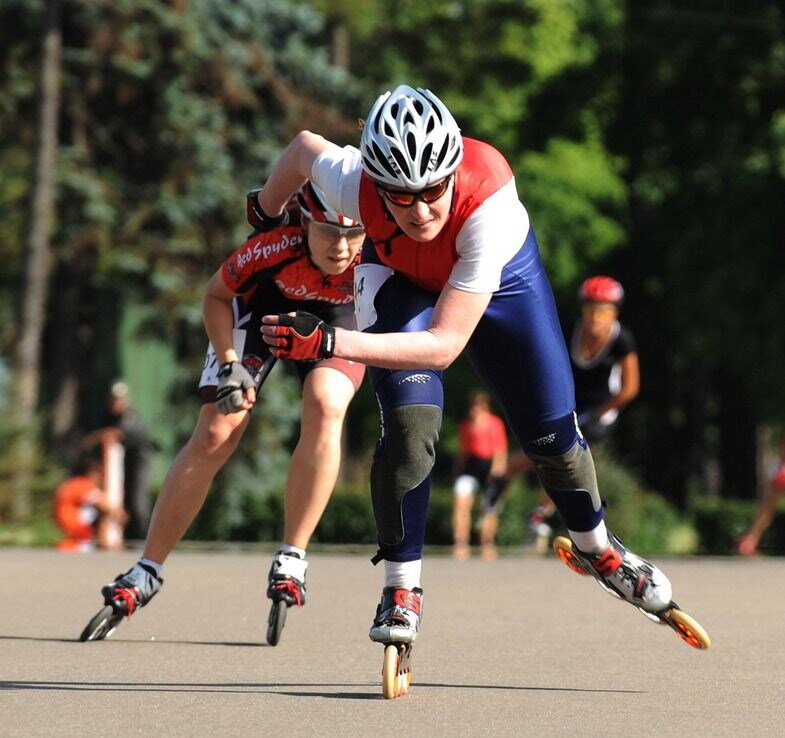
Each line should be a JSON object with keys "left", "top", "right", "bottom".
{"left": 0, "top": 0, "right": 364, "bottom": 526}
{"left": 4, "top": 0, "right": 61, "bottom": 522}
{"left": 611, "top": 2, "right": 785, "bottom": 504}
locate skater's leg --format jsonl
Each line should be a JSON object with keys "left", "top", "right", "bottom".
{"left": 361, "top": 272, "right": 441, "bottom": 644}
{"left": 480, "top": 510, "right": 499, "bottom": 559}
{"left": 267, "top": 366, "right": 357, "bottom": 606}
{"left": 281, "top": 366, "right": 356, "bottom": 548}
{"left": 143, "top": 403, "right": 249, "bottom": 564}
{"left": 451, "top": 475, "right": 478, "bottom": 558}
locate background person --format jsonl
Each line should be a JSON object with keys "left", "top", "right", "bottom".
{"left": 53, "top": 449, "right": 127, "bottom": 551}
{"left": 84, "top": 381, "right": 157, "bottom": 541}
{"left": 91, "top": 183, "right": 366, "bottom": 625}
{"left": 515, "top": 275, "right": 640, "bottom": 549}
{"left": 737, "top": 434, "right": 785, "bottom": 556}
{"left": 451, "top": 390, "right": 508, "bottom": 560}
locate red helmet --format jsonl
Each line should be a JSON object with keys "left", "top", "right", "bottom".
{"left": 579, "top": 276, "right": 624, "bottom": 304}
{"left": 297, "top": 181, "right": 360, "bottom": 228}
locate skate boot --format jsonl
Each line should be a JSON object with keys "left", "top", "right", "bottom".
{"left": 369, "top": 587, "right": 423, "bottom": 644}
{"left": 266, "top": 551, "right": 307, "bottom": 607}
{"left": 80, "top": 562, "right": 163, "bottom": 641}
{"left": 553, "top": 533, "right": 711, "bottom": 649}
{"left": 566, "top": 533, "right": 672, "bottom": 614}
{"left": 101, "top": 562, "right": 163, "bottom": 616}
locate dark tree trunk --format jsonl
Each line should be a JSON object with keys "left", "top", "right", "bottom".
{"left": 10, "top": 0, "right": 61, "bottom": 521}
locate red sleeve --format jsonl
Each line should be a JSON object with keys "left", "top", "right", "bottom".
{"left": 491, "top": 416, "right": 507, "bottom": 452}
{"left": 220, "top": 225, "right": 306, "bottom": 294}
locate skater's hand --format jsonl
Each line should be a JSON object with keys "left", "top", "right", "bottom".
{"left": 261, "top": 312, "right": 335, "bottom": 361}
{"left": 216, "top": 361, "right": 256, "bottom": 414}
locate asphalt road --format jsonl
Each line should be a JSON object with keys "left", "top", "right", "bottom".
{"left": 1, "top": 547, "right": 782, "bottom": 737}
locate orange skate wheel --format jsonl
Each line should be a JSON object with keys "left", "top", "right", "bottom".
{"left": 666, "top": 608, "right": 711, "bottom": 650}
{"left": 553, "top": 536, "right": 590, "bottom": 575}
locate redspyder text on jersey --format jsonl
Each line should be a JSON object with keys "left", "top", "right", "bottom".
{"left": 221, "top": 225, "right": 355, "bottom": 305}
{"left": 312, "top": 137, "right": 529, "bottom": 294}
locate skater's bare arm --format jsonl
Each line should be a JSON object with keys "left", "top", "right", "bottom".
{"left": 203, "top": 271, "right": 240, "bottom": 365}
{"left": 597, "top": 352, "right": 640, "bottom": 416}
{"left": 329, "top": 286, "right": 493, "bottom": 370}
{"left": 256, "top": 131, "right": 335, "bottom": 217}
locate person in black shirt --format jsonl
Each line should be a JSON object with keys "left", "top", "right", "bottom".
{"left": 507, "top": 276, "right": 640, "bottom": 549}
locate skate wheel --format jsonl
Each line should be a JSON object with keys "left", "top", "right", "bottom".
{"left": 382, "top": 644, "right": 399, "bottom": 699}
{"left": 664, "top": 608, "right": 712, "bottom": 650}
{"left": 382, "top": 644, "right": 411, "bottom": 699}
{"left": 79, "top": 605, "right": 122, "bottom": 642}
{"left": 266, "top": 600, "right": 287, "bottom": 646}
{"left": 553, "top": 536, "right": 589, "bottom": 575}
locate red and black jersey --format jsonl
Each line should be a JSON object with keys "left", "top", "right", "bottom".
{"left": 357, "top": 138, "right": 513, "bottom": 292}
{"left": 221, "top": 225, "right": 356, "bottom": 306}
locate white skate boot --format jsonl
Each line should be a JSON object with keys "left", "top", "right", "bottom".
{"left": 267, "top": 550, "right": 308, "bottom": 606}
{"left": 369, "top": 587, "right": 423, "bottom": 644}
{"left": 553, "top": 532, "right": 711, "bottom": 649}
{"left": 101, "top": 562, "right": 163, "bottom": 615}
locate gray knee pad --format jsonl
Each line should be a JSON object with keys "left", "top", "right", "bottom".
{"left": 371, "top": 404, "right": 442, "bottom": 545}
{"left": 527, "top": 440, "right": 602, "bottom": 513}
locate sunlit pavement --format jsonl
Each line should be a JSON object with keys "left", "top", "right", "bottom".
{"left": 1, "top": 548, "right": 781, "bottom": 737}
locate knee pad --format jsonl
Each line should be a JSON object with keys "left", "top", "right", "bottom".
{"left": 527, "top": 440, "right": 603, "bottom": 532}
{"left": 371, "top": 404, "right": 442, "bottom": 546}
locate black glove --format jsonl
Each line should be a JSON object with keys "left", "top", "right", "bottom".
{"left": 246, "top": 189, "right": 290, "bottom": 232}
{"left": 216, "top": 361, "right": 256, "bottom": 414}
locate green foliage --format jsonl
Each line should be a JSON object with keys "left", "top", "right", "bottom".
{"left": 690, "top": 497, "right": 785, "bottom": 555}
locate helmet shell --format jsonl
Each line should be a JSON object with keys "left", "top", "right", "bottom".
{"left": 579, "top": 276, "right": 625, "bottom": 305}
{"left": 297, "top": 181, "right": 360, "bottom": 227}
{"left": 360, "top": 85, "right": 463, "bottom": 189}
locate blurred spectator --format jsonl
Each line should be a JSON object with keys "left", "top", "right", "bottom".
{"left": 737, "top": 434, "right": 785, "bottom": 556}
{"left": 505, "top": 276, "right": 640, "bottom": 551}
{"left": 83, "top": 380, "right": 156, "bottom": 541}
{"left": 451, "top": 390, "right": 508, "bottom": 560}
{"left": 53, "top": 448, "right": 126, "bottom": 551}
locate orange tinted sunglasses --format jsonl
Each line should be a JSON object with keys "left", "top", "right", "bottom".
{"left": 377, "top": 176, "right": 451, "bottom": 207}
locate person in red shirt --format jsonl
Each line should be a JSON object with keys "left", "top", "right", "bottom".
{"left": 451, "top": 390, "right": 508, "bottom": 560}
{"left": 53, "top": 451, "right": 126, "bottom": 552}
{"left": 90, "top": 183, "right": 366, "bottom": 632}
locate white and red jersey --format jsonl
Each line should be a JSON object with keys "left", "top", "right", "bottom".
{"left": 312, "top": 137, "right": 529, "bottom": 293}
{"left": 221, "top": 225, "right": 356, "bottom": 305}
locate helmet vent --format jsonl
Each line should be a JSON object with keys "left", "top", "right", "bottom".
{"left": 413, "top": 99, "right": 424, "bottom": 115}
{"left": 426, "top": 117, "right": 435, "bottom": 133}
{"left": 420, "top": 143, "right": 433, "bottom": 176}
{"left": 384, "top": 120, "right": 395, "bottom": 137}
{"left": 372, "top": 141, "right": 399, "bottom": 177}
{"left": 390, "top": 102, "right": 399, "bottom": 117}
{"left": 391, "top": 146, "right": 411, "bottom": 177}
{"left": 406, "top": 131, "right": 417, "bottom": 159}
{"left": 434, "top": 137, "right": 449, "bottom": 168}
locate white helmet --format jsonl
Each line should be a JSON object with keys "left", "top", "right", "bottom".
{"left": 360, "top": 85, "right": 463, "bottom": 190}
{"left": 297, "top": 181, "right": 360, "bottom": 227}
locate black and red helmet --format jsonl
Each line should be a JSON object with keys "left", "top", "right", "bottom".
{"left": 579, "top": 276, "right": 625, "bottom": 305}
{"left": 297, "top": 181, "right": 360, "bottom": 227}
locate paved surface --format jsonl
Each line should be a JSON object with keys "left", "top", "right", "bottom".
{"left": 1, "top": 547, "right": 782, "bottom": 737}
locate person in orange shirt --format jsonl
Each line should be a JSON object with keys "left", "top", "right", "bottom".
{"left": 451, "top": 390, "right": 508, "bottom": 559}
{"left": 53, "top": 450, "right": 126, "bottom": 552}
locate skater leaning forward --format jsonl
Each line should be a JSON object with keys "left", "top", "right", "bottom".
{"left": 259, "top": 85, "right": 699, "bottom": 650}
{"left": 84, "top": 183, "right": 366, "bottom": 639}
